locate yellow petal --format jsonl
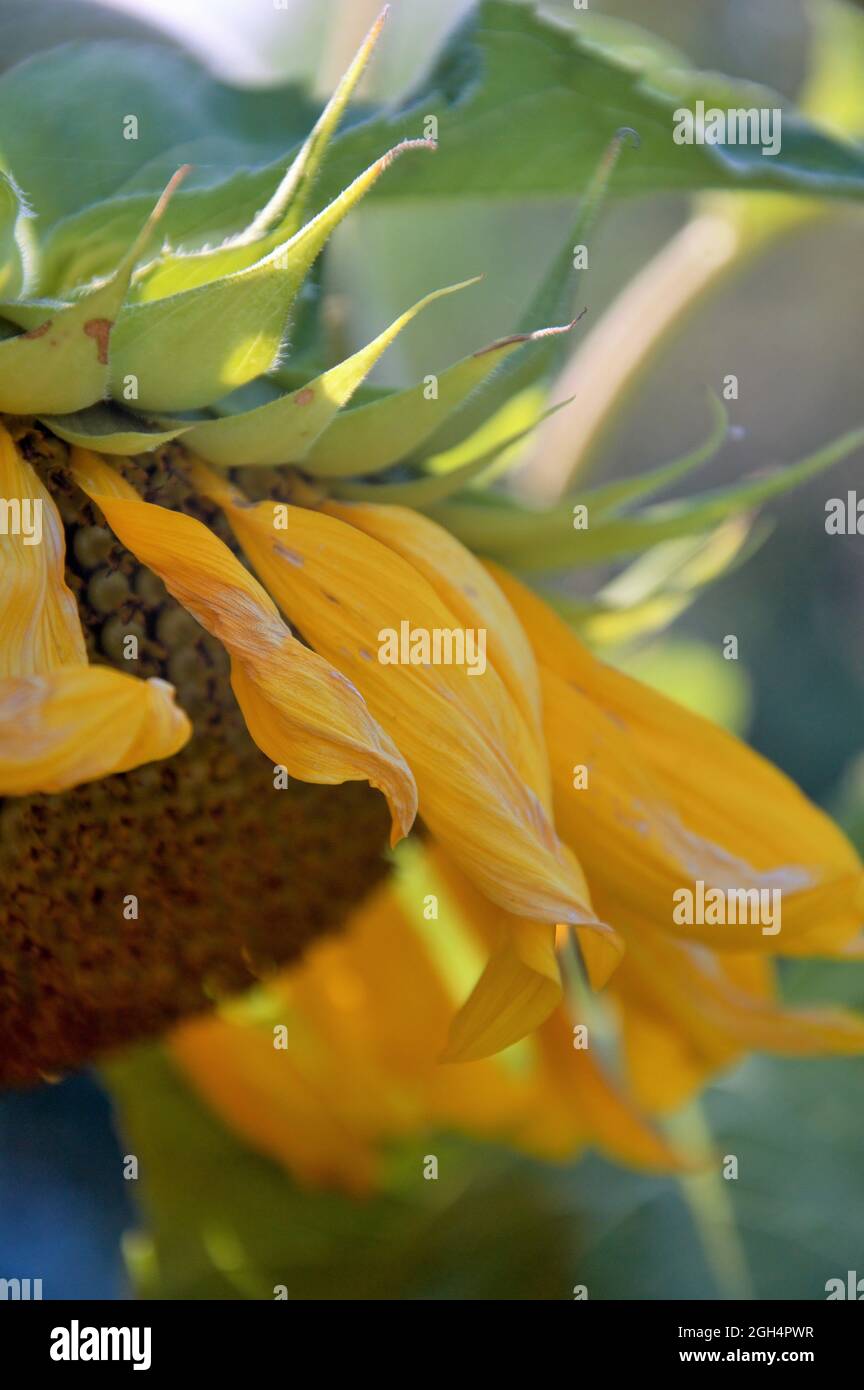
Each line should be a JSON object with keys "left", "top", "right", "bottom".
{"left": 442, "top": 921, "right": 562, "bottom": 1063}
{"left": 69, "top": 448, "right": 417, "bottom": 843}
{"left": 532, "top": 1011, "right": 693, "bottom": 1172}
{"left": 429, "top": 840, "right": 620, "bottom": 1057}
{"left": 0, "top": 422, "right": 86, "bottom": 676}
{"left": 0, "top": 665, "right": 190, "bottom": 793}
{"left": 616, "top": 1004, "right": 711, "bottom": 1116}
{"left": 613, "top": 934, "right": 864, "bottom": 1111}
{"left": 170, "top": 1015, "right": 382, "bottom": 1196}
{"left": 323, "top": 500, "right": 546, "bottom": 765}
{"left": 829, "top": 930, "right": 864, "bottom": 959}
{"left": 193, "top": 461, "right": 604, "bottom": 930}
{"left": 275, "top": 881, "right": 555, "bottom": 1137}
{"left": 494, "top": 563, "right": 864, "bottom": 954}
{"left": 171, "top": 860, "right": 672, "bottom": 1180}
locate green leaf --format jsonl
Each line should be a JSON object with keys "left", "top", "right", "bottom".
{"left": 305, "top": 322, "right": 574, "bottom": 479}
{"left": 338, "top": 0, "right": 864, "bottom": 203}
{"left": 39, "top": 403, "right": 189, "bottom": 455}
{"left": 0, "top": 40, "right": 315, "bottom": 237}
{"left": 177, "top": 279, "right": 477, "bottom": 468}
{"left": 108, "top": 140, "right": 435, "bottom": 412}
{"left": 430, "top": 425, "right": 864, "bottom": 570}
{"left": 565, "top": 1051, "right": 864, "bottom": 1301}
{"left": 33, "top": 0, "right": 864, "bottom": 297}
{"left": 105, "top": 1035, "right": 864, "bottom": 1300}
{"left": 0, "top": 0, "right": 198, "bottom": 78}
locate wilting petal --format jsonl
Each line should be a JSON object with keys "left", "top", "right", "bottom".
{"left": 0, "top": 425, "right": 194, "bottom": 793}
{"left": 494, "top": 564, "right": 864, "bottom": 954}
{"left": 192, "top": 461, "right": 609, "bottom": 933}
{"left": 323, "top": 500, "right": 546, "bottom": 766}
{"left": 429, "top": 841, "right": 620, "bottom": 1058}
{"left": 0, "top": 422, "right": 86, "bottom": 676}
{"left": 442, "top": 921, "right": 562, "bottom": 1063}
{"left": 425, "top": 843, "right": 677, "bottom": 1161}
{"left": 612, "top": 934, "right": 864, "bottom": 1112}
{"left": 0, "top": 666, "right": 190, "bottom": 793}
{"left": 69, "top": 449, "right": 417, "bottom": 843}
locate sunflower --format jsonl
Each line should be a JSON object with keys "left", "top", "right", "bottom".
{"left": 1, "top": 8, "right": 862, "bottom": 1122}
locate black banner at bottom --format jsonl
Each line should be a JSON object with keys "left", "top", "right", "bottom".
{"left": 0, "top": 1298, "right": 860, "bottom": 1373}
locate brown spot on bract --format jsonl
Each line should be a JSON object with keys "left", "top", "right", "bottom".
{"left": 295, "top": 388, "right": 315, "bottom": 406}
{"left": 84, "top": 317, "right": 113, "bottom": 365}
{"left": 22, "top": 320, "right": 53, "bottom": 340}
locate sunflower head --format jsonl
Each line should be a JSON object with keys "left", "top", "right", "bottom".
{"left": 0, "top": 8, "right": 587, "bottom": 1081}
{"left": 2, "top": 7, "right": 862, "bottom": 1101}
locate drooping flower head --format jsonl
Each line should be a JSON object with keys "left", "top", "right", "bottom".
{"left": 1, "top": 6, "right": 862, "bottom": 1134}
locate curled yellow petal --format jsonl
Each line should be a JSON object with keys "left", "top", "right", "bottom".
{"left": 0, "top": 421, "right": 85, "bottom": 676}
{"left": 0, "top": 666, "right": 190, "bottom": 794}
{"left": 495, "top": 563, "right": 864, "bottom": 954}
{"left": 69, "top": 448, "right": 417, "bottom": 843}
{"left": 429, "top": 841, "right": 620, "bottom": 1058}
{"left": 192, "top": 461, "right": 602, "bottom": 930}
{"left": 442, "top": 920, "right": 562, "bottom": 1063}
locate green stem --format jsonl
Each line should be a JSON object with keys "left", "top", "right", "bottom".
{"left": 665, "top": 1102, "right": 754, "bottom": 1300}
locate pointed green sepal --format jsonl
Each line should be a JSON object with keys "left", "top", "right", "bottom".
{"left": 177, "top": 278, "right": 477, "bottom": 467}
{"left": 546, "top": 515, "right": 760, "bottom": 646}
{"left": 418, "top": 127, "right": 637, "bottom": 456}
{"left": 121, "top": 9, "right": 391, "bottom": 304}
{"left": 430, "top": 424, "right": 864, "bottom": 570}
{"left": 305, "top": 321, "right": 576, "bottom": 478}
{"left": 0, "top": 167, "right": 186, "bottom": 414}
{"left": 110, "top": 140, "right": 436, "bottom": 412}
{"left": 578, "top": 391, "right": 728, "bottom": 518}
{"left": 329, "top": 399, "right": 571, "bottom": 504}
